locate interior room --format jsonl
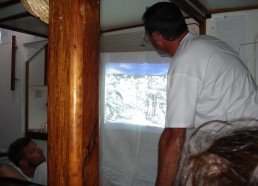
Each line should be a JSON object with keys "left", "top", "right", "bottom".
{"left": 0, "top": 0, "right": 258, "bottom": 185}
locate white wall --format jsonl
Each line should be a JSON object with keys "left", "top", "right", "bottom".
{"left": 26, "top": 43, "right": 48, "bottom": 130}
{"left": 0, "top": 28, "right": 46, "bottom": 152}
{"left": 206, "top": 9, "right": 258, "bottom": 84}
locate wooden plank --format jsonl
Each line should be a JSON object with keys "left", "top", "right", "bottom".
{"left": 0, "top": 12, "right": 30, "bottom": 23}
{"left": 11, "top": 35, "right": 16, "bottom": 91}
{"left": 25, "top": 62, "right": 29, "bottom": 136}
{"left": 189, "top": 0, "right": 211, "bottom": 18}
{"left": 0, "top": 24, "right": 48, "bottom": 38}
{"left": 174, "top": 0, "right": 205, "bottom": 23}
{"left": 44, "top": 44, "right": 48, "bottom": 85}
{"left": 82, "top": 2, "right": 100, "bottom": 184}
{"left": 48, "top": 0, "right": 99, "bottom": 185}
{"left": 0, "top": 0, "right": 20, "bottom": 9}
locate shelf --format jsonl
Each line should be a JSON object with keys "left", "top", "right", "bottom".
{"left": 0, "top": 152, "right": 7, "bottom": 157}
{"left": 26, "top": 130, "right": 47, "bottom": 140}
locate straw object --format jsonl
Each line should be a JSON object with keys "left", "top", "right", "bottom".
{"left": 21, "top": 0, "right": 49, "bottom": 24}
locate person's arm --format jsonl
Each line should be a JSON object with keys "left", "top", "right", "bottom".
{"left": 156, "top": 128, "right": 185, "bottom": 186}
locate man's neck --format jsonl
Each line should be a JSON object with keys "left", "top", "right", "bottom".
{"left": 167, "top": 31, "right": 189, "bottom": 56}
{"left": 20, "top": 166, "right": 36, "bottom": 178}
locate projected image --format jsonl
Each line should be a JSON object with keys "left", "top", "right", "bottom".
{"left": 104, "top": 63, "right": 169, "bottom": 127}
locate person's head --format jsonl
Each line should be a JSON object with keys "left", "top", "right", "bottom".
{"left": 8, "top": 137, "right": 46, "bottom": 168}
{"left": 142, "top": 1, "right": 188, "bottom": 43}
{"left": 180, "top": 120, "right": 258, "bottom": 186}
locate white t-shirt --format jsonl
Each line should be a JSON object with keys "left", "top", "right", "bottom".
{"left": 11, "top": 162, "right": 47, "bottom": 185}
{"left": 165, "top": 32, "right": 258, "bottom": 129}
{"left": 8, "top": 162, "right": 33, "bottom": 182}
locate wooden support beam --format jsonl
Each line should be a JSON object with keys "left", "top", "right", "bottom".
{"left": 0, "top": 0, "right": 20, "bottom": 9}
{"left": 0, "top": 12, "right": 30, "bottom": 23}
{"left": 11, "top": 35, "right": 16, "bottom": 91}
{"left": 0, "top": 24, "right": 48, "bottom": 38}
{"left": 81, "top": 2, "right": 100, "bottom": 185}
{"left": 48, "top": 0, "right": 99, "bottom": 185}
{"left": 44, "top": 44, "right": 48, "bottom": 86}
{"left": 174, "top": 0, "right": 205, "bottom": 23}
{"left": 189, "top": 0, "right": 211, "bottom": 19}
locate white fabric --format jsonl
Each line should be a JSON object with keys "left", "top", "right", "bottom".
{"left": 166, "top": 32, "right": 258, "bottom": 129}
{"left": 100, "top": 52, "right": 171, "bottom": 186}
{"left": 33, "top": 162, "right": 47, "bottom": 185}
{"left": 10, "top": 162, "right": 47, "bottom": 185}
{"left": 8, "top": 162, "right": 33, "bottom": 182}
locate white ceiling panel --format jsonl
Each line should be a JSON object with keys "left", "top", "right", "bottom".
{"left": 100, "top": 0, "right": 167, "bottom": 31}
{"left": 1, "top": 0, "right": 258, "bottom": 52}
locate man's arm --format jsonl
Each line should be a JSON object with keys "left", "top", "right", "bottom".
{"left": 156, "top": 128, "right": 185, "bottom": 186}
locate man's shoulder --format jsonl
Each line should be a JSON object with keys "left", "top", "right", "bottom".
{"left": 0, "top": 163, "right": 27, "bottom": 181}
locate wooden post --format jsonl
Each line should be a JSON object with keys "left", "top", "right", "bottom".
{"left": 48, "top": 0, "right": 99, "bottom": 185}
{"left": 44, "top": 44, "right": 48, "bottom": 86}
{"left": 11, "top": 35, "right": 16, "bottom": 91}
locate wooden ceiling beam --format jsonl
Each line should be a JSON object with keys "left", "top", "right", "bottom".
{"left": 0, "top": 12, "right": 30, "bottom": 23}
{"left": 0, "top": 0, "right": 20, "bottom": 9}
{"left": 209, "top": 5, "right": 258, "bottom": 14}
{"left": 0, "top": 24, "right": 48, "bottom": 38}
{"left": 173, "top": 0, "right": 206, "bottom": 23}
{"left": 189, "top": 0, "right": 211, "bottom": 18}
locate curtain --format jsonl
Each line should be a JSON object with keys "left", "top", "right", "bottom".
{"left": 99, "top": 51, "right": 172, "bottom": 186}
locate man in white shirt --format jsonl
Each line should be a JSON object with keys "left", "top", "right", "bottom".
{"left": 7, "top": 137, "right": 47, "bottom": 185}
{"left": 142, "top": 2, "right": 258, "bottom": 186}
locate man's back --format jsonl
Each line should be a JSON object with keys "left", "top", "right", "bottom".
{"left": 166, "top": 32, "right": 258, "bottom": 128}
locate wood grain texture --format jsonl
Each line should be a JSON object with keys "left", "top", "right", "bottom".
{"left": 82, "top": 1, "right": 100, "bottom": 186}
{"left": 48, "top": 0, "right": 99, "bottom": 185}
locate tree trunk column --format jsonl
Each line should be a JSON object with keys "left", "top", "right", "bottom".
{"left": 48, "top": 0, "right": 99, "bottom": 185}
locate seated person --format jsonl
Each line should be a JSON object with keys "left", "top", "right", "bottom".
{"left": 179, "top": 119, "right": 258, "bottom": 186}
{"left": 0, "top": 137, "right": 47, "bottom": 185}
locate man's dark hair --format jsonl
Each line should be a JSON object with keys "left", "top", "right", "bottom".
{"left": 8, "top": 137, "right": 32, "bottom": 167}
{"left": 142, "top": 1, "right": 188, "bottom": 40}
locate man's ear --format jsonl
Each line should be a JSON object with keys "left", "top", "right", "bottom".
{"left": 19, "top": 159, "right": 28, "bottom": 167}
{"left": 152, "top": 32, "right": 162, "bottom": 39}
{"left": 152, "top": 32, "right": 163, "bottom": 41}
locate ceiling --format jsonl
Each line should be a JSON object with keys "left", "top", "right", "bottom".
{"left": 1, "top": 0, "right": 258, "bottom": 52}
